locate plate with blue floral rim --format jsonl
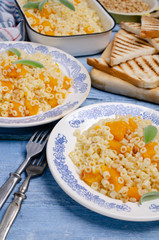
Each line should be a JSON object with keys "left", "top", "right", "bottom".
{"left": 47, "top": 102, "right": 159, "bottom": 222}
{"left": 0, "top": 41, "right": 91, "bottom": 128}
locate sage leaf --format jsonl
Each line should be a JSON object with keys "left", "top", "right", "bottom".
{"left": 39, "top": 0, "right": 48, "bottom": 11}
{"left": 12, "top": 59, "right": 44, "bottom": 68}
{"left": 139, "top": 191, "right": 159, "bottom": 205}
{"left": 23, "top": 0, "right": 75, "bottom": 12}
{"left": 23, "top": 1, "right": 40, "bottom": 9}
{"left": 144, "top": 125, "right": 157, "bottom": 144}
{"left": 8, "top": 48, "right": 21, "bottom": 57}
{"left": 59, "top": 0, "right": 75, "bottom": 11}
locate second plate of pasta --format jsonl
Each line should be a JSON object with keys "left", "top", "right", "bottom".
{"left": 0, "top": 41, "right": 91, "bottom": 127}
{"left": 47, "top": 102, "right": 159, "bottom": 222}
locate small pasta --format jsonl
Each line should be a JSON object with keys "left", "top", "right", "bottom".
{"left": 0, "top": 49, "right": 73, "bottom": 117}
{"left": 19, "top": 0, "right": 104, "bottom": 36}
{"left": 69, "top": 115, "right": 159, "bottom": 202}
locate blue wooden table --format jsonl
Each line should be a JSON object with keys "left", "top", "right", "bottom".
{"left": 1, "top": 2, "right": 159, "bottom": 239}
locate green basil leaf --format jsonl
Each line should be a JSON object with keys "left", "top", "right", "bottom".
{"left": 144, "top": 125, "right": 157, "bottom": 144}
{"left": 12, "top": 59, "right": 44, "bottom": 68}
{"left": 8, "top": 48, "right": 21, "bottom": 57}
{"left": 139, "top": 191, "right": 159, "bottom": 205}
{"left": 59, "top": 0, "right": 75, "bottom": 11}
{"left": 23, "top": 1, "right": 40, "bottom": 9}
{"left": 38, "top": 0, "right": 47, "bottom": 11}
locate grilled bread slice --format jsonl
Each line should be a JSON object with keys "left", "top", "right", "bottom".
{"left": 120, "top": 21, "right": 159, "bottom": 52}
{"left": 90, "top": 68, "right": 159, "bottom": 104}
{"left": 150, "top": 10, "right": 159, "bottom": 18}
{"left": 87, "top": 42, "right": 159, "bottom": 89}
{"left": 148, "top": 38, "right": 159, "bottom": 51}
{"left": 110, "top": 29, "right": 156, "bottom": 66}
{"left": 120, "top": 22, "right": 141, "bottom": 36}
{"left": 141, "top": 15, "right": 159, "bottom": 38}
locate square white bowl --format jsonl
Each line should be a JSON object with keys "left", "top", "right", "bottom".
{"left": 15, "top": 0, "right": 116, "bottom": 56}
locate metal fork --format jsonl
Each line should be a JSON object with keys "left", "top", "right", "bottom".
{"left": 0, "top": 151, "right": 47, "bottom": 240}
{"left": 0, "top": 127, "right": 51, "bottom": 209}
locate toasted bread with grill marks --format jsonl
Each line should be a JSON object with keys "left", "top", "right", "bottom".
{"left": 150, "top": 10, "right": 159, "bottom": 19}
{"left": 87, "top": 42, "right": 159, "bottom": 89}
{"left": 141, "top": 15, "right": 159, "bottom": 38}
{"left": 120, "top": 21, "right": 159, "bottom": 52}
{"left": 120, "top": 22, "right": 141, "bottom": 36}
{"left": 110, "top": 29, "right": 157, "bottom": 66}
{"left": 90, "top": 68, "right": 159, "bottom": 104}
{"left": 148, "top": 38, "right": 159, "bottom": 51}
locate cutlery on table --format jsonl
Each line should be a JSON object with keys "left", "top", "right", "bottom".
{"left": 0, "top": 127, "right": 51, "bottom": 209}
{"left": 0, "top": 150, "right": 47, "bottom": 240}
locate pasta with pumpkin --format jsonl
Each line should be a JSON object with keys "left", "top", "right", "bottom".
{"left": 0, "top": 49, "right": 73, "bottom": 117}
{"left": 19, "top": 0, "right": 104, "bottom": 36}
{"left": 69, "top": 115, "right": 159, "bottom": 203}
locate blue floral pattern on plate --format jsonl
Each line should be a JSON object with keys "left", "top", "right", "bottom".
{"left": 68, "top": 104, "right": 159, "bottom": 128}
{"left": 0, "top": 41, "right": 90, "bottom": 127}
{"left": 149, "top": 204, "right": 159, "bottom": 212}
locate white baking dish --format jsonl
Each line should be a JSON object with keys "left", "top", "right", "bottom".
{"left": 15, "top": 0, "right": 115, "bottom": 56}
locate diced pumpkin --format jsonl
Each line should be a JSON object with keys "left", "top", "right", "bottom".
{"left": 106, "top": 119, "right": 138, "bottom": 142}
{"left": 3, "top": 64, "right": 11, "bottom": 71}
{"left": 74, "top": 0, "right": 80, "bottom": 4}
{"left": 39, "top": 72, "right": 45, "bottom": 81}
{"left": 42, "top": 20, "right": 52, "bottom": 28}
{"left": 39, "top": 4, "right": 50, "bottom": 17}
{"left": 83, "top": 26, "right": 94, "bottom": 34}
{"left": 142, "top": 142, "right": 158, "bottom": 159}
{"left": 25, "top": 12, "right": 40, "bottom": 26}
{"left": 1, "top": 60, "right": 5, "bottom": 67}
{"left": 106, "top": 120, "right": 129, "bottom": 141}
{"left": 128, "top": 118, "right": 137, "bottom": 132}
{"left": 127, "top": 187, "right": 141, "bottom": 201}
{"left": 81, "top": 168, "right": 102, "bottom": 186}
{"left": 94, "top": 125, "right": 101, "bottom": 130}
{"left": 48, "top": 77, "right": 58, "bottom": 90}
{"left": 47, "top": 97, "right": 58, "bottom": 108}
{"left": 3, "top": 64, "right": 27, "bottom": 78}
{"left": 101, "top": 165, "right": 124, "bottom": 192}
{"left": 1, "top": 81, "right": 14, "bottom": 93}
{"left": 62, "top": 76, "right": 72, "bottom": 89}
{"left": 3, "top": 64, "right": 18, "bottom": 78}
{"left": 45, "top": 30, "right": 55, "bottom": 36}
{"left": 25, "top": 99, "right": 39, "bottom": 116}
{"left": 19, "top": 65, "right": 28, "bottom": 77}
{"left": 109, "top": 140, "right": 131, "bottom": 153}
{"left": 9, "top": 101, "right": 24, "bottom": 117}
{"left": 109, "top": 140, "right": 123, "bottom": 153}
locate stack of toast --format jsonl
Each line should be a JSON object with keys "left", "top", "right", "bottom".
{"left": 87, "top": 15, "right": 159, "bottom": 104}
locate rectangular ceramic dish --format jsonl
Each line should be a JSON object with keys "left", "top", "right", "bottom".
{"left": 15, "top": 0, "right": 115, "bottom": 56}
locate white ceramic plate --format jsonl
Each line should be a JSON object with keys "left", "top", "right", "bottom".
{"left": 0, "top": 41, "right": 91, "bottom": 128}
{"left": 47, "top": 102, "right": 159, "bottom": 222}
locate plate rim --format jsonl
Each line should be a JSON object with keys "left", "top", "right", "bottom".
{"left": 47, "top": 102, "right": 159, "bottom": 222}
{"left": 0, "top": 41, "right": 91, "bottom": 128}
